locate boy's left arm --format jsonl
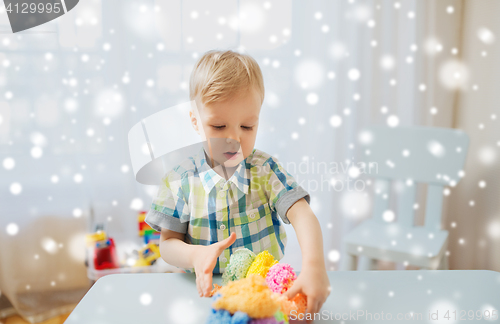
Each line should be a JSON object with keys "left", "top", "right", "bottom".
{"left": 284, "top": 197, "right": 331, "bottom": 315}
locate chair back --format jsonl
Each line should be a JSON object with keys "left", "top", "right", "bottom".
{"left": 360, "top": 125, "right": 469, "bottom": 230}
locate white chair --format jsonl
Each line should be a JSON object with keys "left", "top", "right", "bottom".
{"left": 340, "top": 125, "right": 469, "bottom": 271}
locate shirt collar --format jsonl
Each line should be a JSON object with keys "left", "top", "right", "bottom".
{"left": 194, "top": 146, "right": 250, "bottom": 195}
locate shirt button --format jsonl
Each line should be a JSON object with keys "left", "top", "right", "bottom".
{"left": 220, "top": 224, "right": 226, "bottom": 230}
{"left": 221, "top": 257, "right": 227, "bottom": 263}
{"left": 218, "top": 191, "right": 226, "bottom": 198}
{"left": 249, "top": 213, "right": 255, "bottom": 219}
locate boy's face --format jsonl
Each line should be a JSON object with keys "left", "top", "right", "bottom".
{"left": 190, "top": 87, "right": 261, "bottom": 168}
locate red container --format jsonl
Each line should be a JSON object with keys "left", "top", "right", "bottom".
{"left": 93, "top": 238, "right": 120, "bottom": 270}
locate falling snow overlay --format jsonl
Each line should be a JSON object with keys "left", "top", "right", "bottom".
{"left": 1, "top": 0, "right": 500, "bottom": 321}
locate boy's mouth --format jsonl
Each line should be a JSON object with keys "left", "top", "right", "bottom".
{"left": 223, "top": 152, "right": 239, "bottom": 160}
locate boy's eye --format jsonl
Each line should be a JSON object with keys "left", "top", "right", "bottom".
{"left": 211, "top": 125, "right": 253, "bottom": 130}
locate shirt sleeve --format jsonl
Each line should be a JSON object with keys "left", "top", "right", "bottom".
{"left": 265, "top": 156, "right": 311, "bottom": 225}
{"left": 144, "top": 171, "right": 190, "bottom": 233}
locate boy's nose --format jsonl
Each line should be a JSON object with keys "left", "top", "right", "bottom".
{"left": 225, "top": 129, "right": 240, "bottom": 143}
{"left": 225, "top": 137, "right": 240, "bottom": 146}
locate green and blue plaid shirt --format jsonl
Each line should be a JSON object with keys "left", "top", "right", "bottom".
{"left": 145, "top": 146, "right": 310, "bottom": 274}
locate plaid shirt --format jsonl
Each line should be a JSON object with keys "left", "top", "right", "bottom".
{"left": 145, "top": 146, "right": 310, "bottom": 274}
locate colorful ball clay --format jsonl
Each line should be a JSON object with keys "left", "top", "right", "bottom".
{"left": 212, "top": 275, "right": 280, "bottom": 319}
{"left": 246, "top": 250, "right": 278, "bottom": 278}
{"left": 207, "top": 251, "right": 305, "bottom": 323}
{"left": 222, "top": 248, "right": 256, "bottom": 284}
{"left": 274, "top": 310, "right": 288, "bottom": 324}
{"left": 248, "top": 317, "right": 283, "bottom": 324}
{"left": 209, "top": 284, "right": 223, "bottom": 297}
{"left": 291, "top": 293, "right": 307, "bottom": 317}
{"left": 231, "top": 311, "right": 251, "bottom": 324}
{"left": 265, "top": 263, "right": 297, "bottom": 294}
{"left": 205, "top": 309, "right": 250, "bottom": 324}
{"left": 205, "top": 309, "right": 232, "bottom": 324}
{"left": 271, "top": 292, "right": 307, "bottom": 319}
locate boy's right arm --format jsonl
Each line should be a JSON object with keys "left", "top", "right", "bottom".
{"left": 159, "top": 228, "right": 236, "bottom": 297}
{"left": 159, "top": 228, "right": 197, "bottom": 269}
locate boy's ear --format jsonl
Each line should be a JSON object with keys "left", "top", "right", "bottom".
{"left": 189, "top": 109, "right": 202, "bottom": 135}
{"left": 189, "top": 99, "right": 206, "bottom": 140}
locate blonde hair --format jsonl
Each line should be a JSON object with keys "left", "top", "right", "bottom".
{"left": 189, "top": 49, "right": 265, "bottom": 106}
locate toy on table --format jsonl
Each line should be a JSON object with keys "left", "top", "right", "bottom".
{"left": 271, "top": 293, "right": 307, "bottom": 321}
{"left": 85, "top": 230, "right": 120, "bottom": 270}
{"left": 206, "top": 249, "right": 308, "bottom": 324}
{"left": 222, "top": 248, "right": 256, "bottom": 284}
{"left": 265, "top": 263, "right": 297, "bottom": 294}
{"left": 138, "top": 211, "right": 160, "bottom": 244}
{"left": 208, "top": 275, "right": 285, "bottom": 324}
{"left": 85, "top": 230, "right": 107, "bottom": 246}
{"left": 133, "top": 242, "right": 161, "bottom": 267}
{"left": 246, "top": 250, "right": 278, "bottom": 278}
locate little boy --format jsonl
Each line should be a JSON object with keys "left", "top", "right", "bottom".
{"left": 145, "top": 49, "right": 330, "bottom": 315}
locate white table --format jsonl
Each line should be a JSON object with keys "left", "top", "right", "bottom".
{"left": 65, "top": 270, "right": 500, "bottom": 323}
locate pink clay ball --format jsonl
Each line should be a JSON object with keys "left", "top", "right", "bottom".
{"left": 265, "top": 263, "right": 297, "bottom": 294}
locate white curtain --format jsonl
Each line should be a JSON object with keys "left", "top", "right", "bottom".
{"left": 1, "top": 0, "right": 499, "bottom": 321}
{"left": 448, "top": 0, "right": 500, "bottom": 271}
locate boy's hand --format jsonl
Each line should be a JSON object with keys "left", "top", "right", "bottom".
{"left": 192, "top": 232, "right": 236, "bottom": 297}
{"left": 284, "top": 262, "right": 330, "bottom": 320}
